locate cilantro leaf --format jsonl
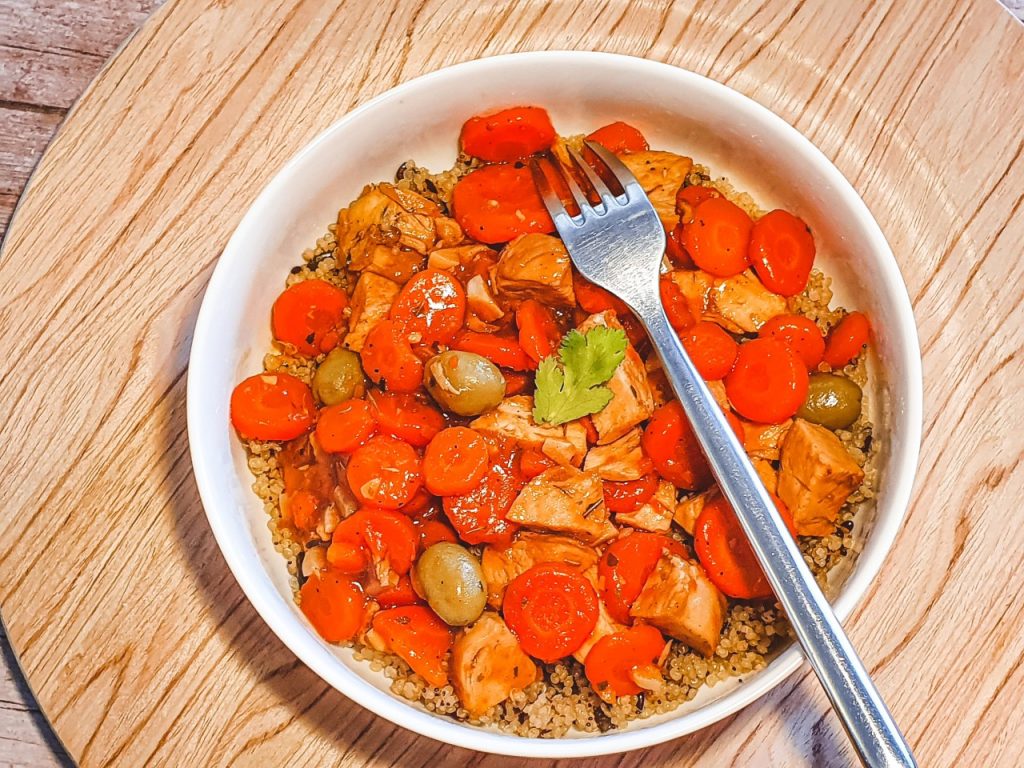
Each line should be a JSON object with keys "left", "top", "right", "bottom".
{"left": 532, "top": 326, "right": 628, "bottom": 426}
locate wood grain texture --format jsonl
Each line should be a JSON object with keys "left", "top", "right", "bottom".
{"left": 0, "top": 1, "right": 1021, "bottom": 767}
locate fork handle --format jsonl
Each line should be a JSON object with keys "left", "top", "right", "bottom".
{"left": 638, "top": 303, "right": 916, "bottom": 768}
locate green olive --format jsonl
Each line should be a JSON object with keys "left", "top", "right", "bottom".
{"left": 414, "top": 542, "right": 487, "bottom": 627}
{"left": 797, "top": 373, "right": 863, "bottom": 430}
{"left": 313, "top": 348, "right": 366, "bottom": 405}
{"left": 423, "top": 351, "right": 506, "bottom": 416}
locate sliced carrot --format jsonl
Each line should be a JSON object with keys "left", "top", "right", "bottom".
{"left": 518, "top": 447, "right": 556, "bottom": 480}
{"left": 326, "top": 538, "right": 367, "bottom": 574}
{"left": 230, "top": 372, "right": 316, "bottom": 441}
{"left": 368, "top": 575, "right": 420, "bottom": 608}
{"left": 423, "top": 427, "right": 489, "bottom": 495}
{"left": 725, "top": 338, "right": 809, "bottom": 423}
{"left": 694, "top": 493, "right": 796, "bottom": 599}
{"left": 681, "top": 197, "right": 753, "bottom": 277}
{"left": 573, "top": 271, "right": 630, "bottom": 315}
{"left": 300, "top": 572, "right": 366, "bottom": 643}
{"left": 502, "top": 563, "right": 599, "bottom": 663}
{"left": 759, "top": 314, "right": 826, "bottom": 369}
{"left": 823, "top": 311, "right": 871, "bottom": 369}
{"left": 675, "top": 184, "right": 721, "bottom": 225}
{"left": 367, "top": 390, "right": 445, "bottom": 448}
{"left": 598, "top": 532, "right": 686, "bottom": 624}
{"left": 516, "top": 299, "right": 562, "bottom": 364}
{"left": 346, "top": 435, "right": 422, "bottom": 510}
{"left": 396, "top": 487, "right": 437, "bottom": 518}
{"left": 585, "top": 624, "right": 666, "bottom": 702}
{"left": 372, "top": 606, "right": 452, "bottom": 687}
{"left": 450, "top": 330, "right": 535, "bottom": 371}
{"left": 332, "top": 508, "right": 418, "bottom": 576}
{"left": 602, "top": 473, "right": 660, "bottom": 514}
{"left": 414, "top": 518, "right": 459, "bottom": 551}
{"left": 749, "top": 209, "right": 815, "bottom": 296}
{"left": 452, "top": 164, "right": 554, "bottom": 244}
{"left": 442, "top": 444, "right": 522, "bottom": 546}
{"left": 390, "top": 270, "right": 466, "bottom": 345}
{"left": 271, "top": 279, "right": 349, "bottom": 357}
{"left": 641, "top": 401, "right": 744, "bottom": 490}
{"left": 586, "top": 121, "right": 649, "bottom": 154}
{"left": 285, "top": 489, "right": 321, "bottom": 533}
{"left": 315, "top": 399, "right": 376, "bottom": 453}
{"left": 664, "top": 221, "right": 695, "bottom": 268}
{"left": 681, "top": 321, "right": 738, "bottom": 381}
{"left": 659, "top": 274, "right": 696, "bottom": 332}
{"left": 502, "top": 370, "right": 532, "bottom": 396}
{"left": 361, "top": 319, "right": 424, "bottom": 393}
{"left": 460, "top": 106, "right": 556, "bottom": 163}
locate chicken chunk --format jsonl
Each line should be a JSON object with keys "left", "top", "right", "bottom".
{"left": 572, "top": 599, "right": 626, "bottom": 664}
{"left": 342, "top": 272, "right": 401, "bottom": 352}
{"left": 742, "top": 418, "right": 792, "bottom": 461}
{"left": 705, "top": 379, "right": 732, "bottom": 412}
{"left": 753, "top": 458, "right": 779, "bottom": 495}
{"left": 577, "top": 312, "right": 655, "bottom": 444}
{"left": 466, "top": 275, "right": 504, "bottom": 322}
{"left": 481, "top": 531, "right": 599, "bottom": 608}
{"left": 629, "top": 553, "right": 726, "bottom": 657}
{"left": 452, "top": 612, "right": 537, "bottom": 716}
{"left": 673, "top": 488, "right": 717, "bottom": 535}
{"left": 669, "top": 269, "right": 786, "bottom": 333}
{"left": 616, "top": 480, "right": 676, "bottom": 533}
{"left": 619, "top": 151, "right": 694, "bottom": 227}
{"left": 493, "top": 233, "right": 576, "bottom": 307}
{"left": 469, "top": 396, "right": 587, "bottom": 467}
{"left": 427, "top": 244, "right": 496, "bottom": 272}
{"left": 506, "top": 466, "right": 617, "bottom": 545}
{"left": 583, "top": 428, "right": 648, "bottom": 481}
{"left": 777, "top": 419, "right": 865, "bottom": 536}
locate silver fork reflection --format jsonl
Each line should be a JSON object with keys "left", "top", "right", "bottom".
{"left": 530, "top": 143, "right": 916, "bottom": 768}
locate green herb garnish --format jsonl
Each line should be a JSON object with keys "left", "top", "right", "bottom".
{"left": 532, "top": 326, "right": 628, "bottom": 426}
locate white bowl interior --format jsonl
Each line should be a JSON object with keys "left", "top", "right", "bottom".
{"left": 187, "top": 52, "right": 921, "bottom": 758}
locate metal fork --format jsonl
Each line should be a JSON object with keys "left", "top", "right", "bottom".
{"left": 531, "top": 143, "right": 916, "bottom": 768}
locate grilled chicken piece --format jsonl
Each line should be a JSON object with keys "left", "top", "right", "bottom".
{"left": 618, "top": 150, "right": 694, "bottom": 227}
{"left": 452, "top": 612, "right": 538, "bottom": 716}
{"left": 469, "top": 396, "right": 587, "bottom": 467}
{"left": 493, "top": 233, "right": 576, "bottom": 307}
{"left": 777, "top": 419, "right": 865, "bottom": 536}
{"left": 427, "top": 244, "right": 496, "bottom": 272}
{"left": 343, "top": 272, "right": 401, "bottom": 352}
{"left": 572, "top": 599, "right": 626, "bottom": 664}
{"left": 506, "top": 466, "right": 617, "bottom": 545}
{"left": 583, "top": 428, "right": 648, "bottom": 481}
{"left": 279, "top": 434, "right": 339, "bottom": 537}
{"left": 577, "top": 312, "right": 656, "bottom": 444}
{"left": 742, "top": 418, "right": 793, "bottom": 461}
{"left": 673, "top": 488, "right": 717, "bottom": 535}
{"left": 630, "top": 553, "right": 726, "bottom": 657}
{"left": 644, "top": 357, "right": 671, "bottom": 407}
{"left": 669, "top": 269, "right": 786, "bottom": 333}
{"left": 465, "top": 274, "right": 505, "bottom": 330}
{"left": 481, "top": 531, "right": 599, "bottom": 608}
{"left": 336, "top": 184, "right": 462, "bottom": 282}
{"left": 753, "top": 458, "right": 779, "bottom": 495}
{"left": 616, "top": 480, "right": 676, "bottom": 533}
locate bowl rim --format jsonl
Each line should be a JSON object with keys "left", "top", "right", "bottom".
{"left": 187, "top": 50, "right": 923, "bottom": 758}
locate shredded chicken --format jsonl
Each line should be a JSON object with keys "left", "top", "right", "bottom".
{"left": 481, "top": 531, "right": 599, "bottom": 608}
{"left": 469, "top": 395, "right": 587, "bottom": 467}
{"left": 669, "top": 269, "right": 786, "bottom": 333}
{"left": 492, "top": 233, "right": 576, "bottom": 307}
{"left": 615, "top": 480, "right": 676, "bottom": 533}
{"left": 777, "top": 419, "right": 865, "bottom": 536}
{"left": 577, "top": 312, "right": 655, "bottom": 444}
{"left": 342, "top": 272, "right": 401, "bottom": 352}
{"left": 452, "top": 612, "right": 537, "bottom": 716}
{"left": 629, "top": 553, "right": 727, "bottom": 657}
{"left": 618, "top": 150, "right": 694, "bottom": 227}
{"left": 336, "top": 184, "right": 462, "bottom": 283}
{"left": 506, "top": 466, "right": 617, "bottom": 545}
{"left": 583, "top": 428, "right": 648, "bottom": 481}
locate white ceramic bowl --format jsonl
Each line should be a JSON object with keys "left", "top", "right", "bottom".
{"left": 187, "top": 51, "right": 921, "bottom": 758}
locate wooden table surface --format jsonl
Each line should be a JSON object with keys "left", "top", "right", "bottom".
{"left": 1, "top": 1, "right": 1022, "bottom": 766}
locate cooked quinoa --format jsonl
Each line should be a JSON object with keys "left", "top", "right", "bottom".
{"left": 240, "top": 144, "right": 879, "bottom": 737}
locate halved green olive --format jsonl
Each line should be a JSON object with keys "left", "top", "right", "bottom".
{"left": 423, "top": 351, "right": 506, "bottom": 416}
{"left": 797, "top": 372, "right": 863, "bottom": 430}
{"left": 414, "top": 542, "right": 487, "bottom": 627}
{"left": 312, "top": 348, "right": 366, "bottom": 405}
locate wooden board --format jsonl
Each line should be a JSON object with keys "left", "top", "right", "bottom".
{"left": 0, "top": 1, "right": 1021, "bottom": 765}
